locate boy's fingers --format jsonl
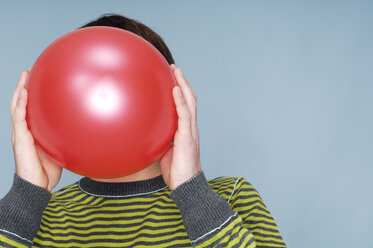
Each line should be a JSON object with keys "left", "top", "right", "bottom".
{"left": 173, "top": 86, "right": 192, "bottom": 138}
{"left": 173, "top": 67, "right": 198, "bottom": 139}
{"left": 173, "top": 67, "right": 197, "bottom": 112}
{"left": 170, "top": 64, "right": 177, "bottom": 71}
{"left": 10, "top": 70, "right": 29, "bottom": 114}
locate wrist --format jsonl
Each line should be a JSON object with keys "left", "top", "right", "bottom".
{"left": 170, "top": 168, "right": 201, "bottom": 190}
{"left": 0, "top": 173, "right": 52, "bottom": 241}
{"left": 16, "top": 170, "right": 48, "bottom": 191}
{"left": 169, "top": 170, "right": 236, "bottom": 242}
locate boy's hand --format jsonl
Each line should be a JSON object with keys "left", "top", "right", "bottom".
{"left": 159, "top": 65, "right": 202, "bottom": 190}
{"left": 10, "top": 68, "right": 63, "bottom": 192}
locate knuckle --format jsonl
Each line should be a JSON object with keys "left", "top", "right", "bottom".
{"left": 178, "top": 101, "right": 189, "bottom": 111}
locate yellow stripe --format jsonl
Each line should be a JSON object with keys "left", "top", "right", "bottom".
{"left": 209, "top": 179, "right": 238, "bottom": 189}
{"left": 42, "top": 203, "right": 179, "bottom": 221}
{"left": 255, "top": 240, "right": 287, "bottom": 247}
{"left": 246, "top": 222, "right": 282, "bottom": 231}
{"left": 41, "top": 214, "right": 181, "bottom": 228}
{"left": 235, "top": 207, "right": 274, "bottom": 219}
{"left": 209, "top": 176, "right": 238, "bottom": 183}
{"left": 242, "top": 215, "right": 277, "bottom": 225}
{"left": 52, "top": 184, "right": 78, "bottom": 196}
{"left": 38, "top": 218, "right": 184, "bottom": 235}
{"left": 253, "top": 234, "right": 287, "bottom": 243}
{"left": 51, "top": 192, "right": 88, "bottom": 202}
{"left": 44, "top": 205, "right": 178, "bottom": 219}
{"left": 46, "top": 196, "right": 101, "bottom": 211}
{"left": 52, "top": 188, "right": 85, "bottom": 198}
{"left": 0, "top": 234, "right": 28, "bottom": 248}
{"left": 251, "top": 228, "right": 284, "bottom": 239}
{"left": 34, "top": 231, "right": 189, "bottom": 247}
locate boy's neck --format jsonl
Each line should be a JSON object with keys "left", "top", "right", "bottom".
{"left": 89, "top": 159, "right": 162, "bottom": 183}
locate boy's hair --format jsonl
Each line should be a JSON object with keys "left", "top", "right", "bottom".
{"left": 77, "top": 13, "right": 175, "bottom": 65}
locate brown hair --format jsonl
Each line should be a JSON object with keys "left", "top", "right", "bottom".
{"left": 77, "top": 13, "right": 175, "bottom": 65}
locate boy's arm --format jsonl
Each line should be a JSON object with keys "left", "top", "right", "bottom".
{"left": 0, "top": 173, "right": 51, "bottom": 247}
{"left": 170, "top": 170, "right": 286, "bottom": 247}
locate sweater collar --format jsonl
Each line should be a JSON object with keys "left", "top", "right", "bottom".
{"left": 78, "top": 174, "right": 168, "bottom": 197}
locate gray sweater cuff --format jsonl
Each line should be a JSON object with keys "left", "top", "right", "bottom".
{"left": 170, "top": 170, "right": 236, "bottom": 243}
{"left": 0, "top": 173, "right": 52, "bottom": 242}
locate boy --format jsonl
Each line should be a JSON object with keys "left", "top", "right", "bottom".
{"left": 0, "top": 13, "right": 286, "bottom": 247}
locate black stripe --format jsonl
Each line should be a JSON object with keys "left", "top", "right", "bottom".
{"left": 51, "top": 191, "right": 172, "bottom": 205}
{"left": 249, "top": 225, "right": 282, "bottom": 234}
{"left": 210, "top": 180, "right": 238, "bottom": 188}
{"left": 234, "top": 187, "right": 259, "bottom": 194}
{"left": 244, "top": 219, "right": 279, "bottom": 227}
{"left": 52, "top": 184, "right": 79, "bottom": 194}
{"left": 211, "top": 188, "right": 235, "bottom": 196}
{"left": 35, "top": 230, "right": 190, "bottom": 245}
{"left": 233, "top": 199, "right": 267, "bottom": 207}
{"left": 41, "top": 213, "right": 182, "bottom": 226}
{"left": 52, "top": 191, "right": 87, "bottom": 200}
{"left": 48, "top": 196, "right": 106, "bottom": 209}
{"left": 244, "top": 212, "right": 275, "bottom": 220}
{"left": 255, "top": 237, "right": 287, "bottom": 246}
{"left": 39, "top": 217, "right": 184, "bottom": 231}
{"left": 45, "top": 197, "right": 176, "bottom": 214}
{"left": 43, "top": 204, "right": 179, "bottom": 219}
{"left": 252, "top": 231, "right": 284, "bottom": 239}
{"left": 234, "top": 202, "right": 272, "bottom": 214}
{"left": 38, "top": 220, "right": 185, "bottom": 237}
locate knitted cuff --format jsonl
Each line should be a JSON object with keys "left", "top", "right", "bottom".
{"left": 170, "top": 170, "right": 236, "bottom": 242}
{"left": 0, "top": 173, "right": 52, "bottom": 242}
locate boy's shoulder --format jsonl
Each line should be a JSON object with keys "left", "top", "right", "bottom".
{"left": 207, "top": 175, "right": 241, "bottom": 185}
{"left": 207, "top": 175, "right": 247, "bottom": 203}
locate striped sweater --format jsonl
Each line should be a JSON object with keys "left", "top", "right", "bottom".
{"left": 0, "top": 170, "right": 286, "bottom": 247}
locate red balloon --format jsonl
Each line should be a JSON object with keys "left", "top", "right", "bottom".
{"left": 25, "top": 26, "right": 178, "bottom": 179}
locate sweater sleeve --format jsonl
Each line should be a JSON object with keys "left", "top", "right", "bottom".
{"left": 169, "top": 170, "right": 287, "bottom": 247}
{"left": 0, "top": 173, "right": 52, "bottom": 247}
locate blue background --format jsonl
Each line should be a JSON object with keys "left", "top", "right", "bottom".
{"left": 1, "top": 1, "right": 372, "bottom": 247}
